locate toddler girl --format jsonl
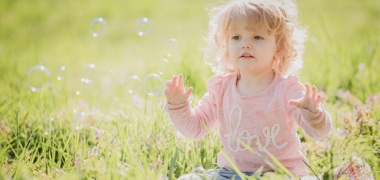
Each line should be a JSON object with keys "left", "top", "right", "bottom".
{"left": 164, "top": 0, "right": 332, "bottom": 179}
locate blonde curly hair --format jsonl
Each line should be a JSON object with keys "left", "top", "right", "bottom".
{"left": 203, "top": 0, "right": 307, "bottom": 76}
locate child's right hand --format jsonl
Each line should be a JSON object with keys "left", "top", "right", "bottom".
{"left": 164, "top": 74, "right": 193, "bottom": 105}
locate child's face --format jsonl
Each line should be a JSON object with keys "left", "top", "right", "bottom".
{"left": 228, "top": 21, "right": 278, "bottom": 76}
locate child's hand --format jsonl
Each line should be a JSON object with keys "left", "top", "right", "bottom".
{"left": 288, "top": 83, "right": 322, "bottom": 114}
{"left": 164, "top": 74, "right": 193, "bottom": 105}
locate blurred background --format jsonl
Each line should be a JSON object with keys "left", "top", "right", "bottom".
{"left": 0, "top": 0, "right": 379, "bottom": 179}
{"left": 0, "top": 0, "right": 379, "bottom": 102}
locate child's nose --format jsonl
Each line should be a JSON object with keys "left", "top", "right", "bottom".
{"left": 241, "top": 40, "right": 252, "bottom": 49}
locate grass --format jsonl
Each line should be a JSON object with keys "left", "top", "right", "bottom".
{"left": 0, "top": 0, "right": 379, "bottom": 179}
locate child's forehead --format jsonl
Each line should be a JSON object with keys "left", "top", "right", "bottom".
{"left": 228, "top": 21, "right": 270, "bottom": 33}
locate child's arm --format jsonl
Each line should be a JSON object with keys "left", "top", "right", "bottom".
{"left": 285, "top": 77, "right": 332, "bottom": 140}
{"left": 164, "top": 74, "right": 220, "bottom": 139}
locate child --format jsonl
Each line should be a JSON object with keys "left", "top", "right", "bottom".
{"left": 164, "top": 0, "right": 332, "bottom": 179}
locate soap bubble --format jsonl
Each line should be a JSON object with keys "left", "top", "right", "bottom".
{"left": 143, "top": 74, "right": 163, "bottom": 96}
{"left": 76, "top": 64, "right": 98, "bottom": 95}
{"left": 157, "top": 58, "right": 170, "bottom": 75}
{"left": 136, "top": 17, "right": 151, "bottom": 36}
{"left": 90, "top": 17, "right": 107, "bottom": 37}
{"left": 164, "top": 38, "right": 180, "bottom": 57}
{"left": 50, "top": 66, "right": 67, "bottom": 94}
{"left": 55, "top": 66, "right": 66, "bottom": 81}
{"left": 26, "top": 65, "right": 50, "bottom": 92}
{"left": 203, "top": 54, "right": 215, "bottom": 66}
{"left": 73, "top": 110, "right": 87, "bottom": 130}
{"left": 43, "top": 118, "right": 56, "bottom": 136}
{"left": 125, "top": 75, "right": 141, "bottom": 94}
{"left": 81, "top": 63, "right": 98, "bottom": 84}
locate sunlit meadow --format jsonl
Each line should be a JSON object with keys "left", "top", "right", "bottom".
{"left": 0, "top": 0, "right": 379, "bottom": 179}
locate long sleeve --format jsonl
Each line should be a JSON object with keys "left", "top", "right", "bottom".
{"left": 284, "top": 75, "right": 332, "bottom": 140}
{"left": 164, "top": 75, "right": 223, "bottom": 139}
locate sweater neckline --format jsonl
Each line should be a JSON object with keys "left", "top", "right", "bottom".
{"left": 232, "top": 72, "right": 279, "bottom": 98}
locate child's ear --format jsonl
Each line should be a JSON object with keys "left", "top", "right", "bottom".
{"left": 274, "top": 44, "right": 283, "bottom": 58}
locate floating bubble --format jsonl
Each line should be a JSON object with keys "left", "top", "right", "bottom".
{"left": 90, "top": 17, "right": 107, "bottom": 37}
{"left": 75, "top": 64, "right": 98, "bottom": 95}
{"left": 73, "top": 110, "right": 87, "bottom": 130}
{"left": 143, "top": 74, "right": 163, "bottom": 96}
{"left": 157, "top": 58, "right": 170, "bottom": 75}
{"left": 43, "top": 118, "right": 56, "bottom": 136}
{"left": 164, "top": 38, "right": 180, "bottom": 57}
{"left": 26, "top": 65, "right": 50, "bottom": 92}
{"left": 203, "top": 52, "right": 216, "bottom": 65}
{"left": 55, "top": 66, "right": 66, "bottom": 81}
{"left": 74, "top": 111, "right": 87, "bottom": 122}
{"left": 125, "top": 75, "right": 141, "bottom": 94}
{"left": 81, "top": 63, "right": 98, "bottom": 84}
{"left": 165, "top": 54, "right": 181, "bottom": 64}
{"left": 136, "top": 17, "right": 151, "bottom": 36}
{"left": 50, "top": 66, "right": 67, "bottom": 94}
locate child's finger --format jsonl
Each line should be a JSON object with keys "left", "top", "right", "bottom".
{"left": 166, "top": 76, "right": 176, "bottom": 90}
{"left": 177, "top": 74, "right": 184, "bottom": 91}
{"left": 164, "top": 88, "right": 170, "bottom": 94}
{"left": 305, "top": 83, "right": 312, "bottom": 98}
{"left": 312, "top": 86, "right": 318, "bottom": 100}
{"left": 172, "top": 75, "right": 178, "bottom": 87}
{"left": 166, "top": 80, "right": 172, "bottom": 87}
{"left": 184, "top": 87, "right": 193, "bottom": 98}
{"left": 316, "top": 95, "right": 322, "bottom": 105}
{"left": 304, "top": 84, "right": 313, "bottom": 105}
{"left": 288, "top": 99, "right": 301, "bottom": 107}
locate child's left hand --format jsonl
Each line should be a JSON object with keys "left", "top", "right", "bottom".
{"left": 288, "top": 83, "right": 322, "bottom": 114}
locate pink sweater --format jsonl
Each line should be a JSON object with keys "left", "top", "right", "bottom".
{"left": 164, "top": 73, "right": 332, "bottom": 177}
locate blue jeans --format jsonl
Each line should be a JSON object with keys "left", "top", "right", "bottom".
{"left": 177, "top": 168, "right": 255, "bottom": 180}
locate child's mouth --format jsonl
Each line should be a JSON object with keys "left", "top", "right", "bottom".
{"left": 240, "top": 53, "right": 254, "bottom": 58}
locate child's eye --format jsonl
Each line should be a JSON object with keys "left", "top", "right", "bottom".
{"left": 254, "top": 36, "right": 263, "bottom": 40}
{"left": 231, "top": 36, "right": 241, "bottom": 40}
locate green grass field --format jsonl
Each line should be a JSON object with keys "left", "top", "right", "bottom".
{"left": 1, "top": 0, "right": 379, "bottom": 179}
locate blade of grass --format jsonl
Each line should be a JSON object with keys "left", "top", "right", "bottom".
{"left": 168, "top": 147, "right": 178, "bottom": 180}
{"left": 302, "top": 160, "right": 320, "bottom": 180}
{"left": 16, "top": 109, "right": 19, "bottom": 158}
{"left": 239, "top": 140, "right": 297, "bottom": 179}
{"left": 219, "top": 150, "right": 246, "bottom": 180}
